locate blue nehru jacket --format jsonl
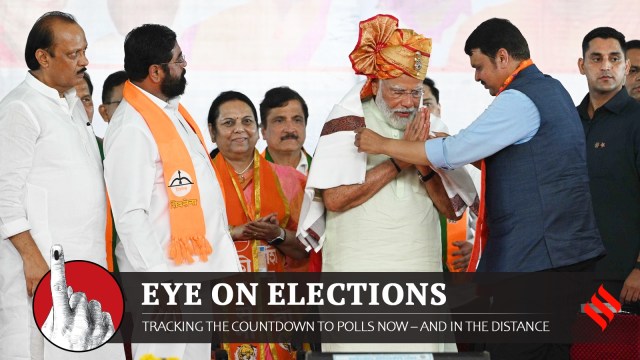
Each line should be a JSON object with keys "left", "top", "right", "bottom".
{"left": 479, "top": 65, "right": 604, "bottom": 271}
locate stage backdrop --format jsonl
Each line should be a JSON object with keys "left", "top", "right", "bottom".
{"left": 1, "top": 0, "right": 639, "bottom": 154}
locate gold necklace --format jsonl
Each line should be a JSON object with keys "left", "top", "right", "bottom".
{"left": 234, "top": 158, "right": 254, "bottom": 182}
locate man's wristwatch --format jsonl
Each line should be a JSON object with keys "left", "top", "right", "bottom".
{"left": 417, "top": 169, "right": 437, "bottom": 183}
{"left": 268, "top": 227, "right": 286, "bottom": 246}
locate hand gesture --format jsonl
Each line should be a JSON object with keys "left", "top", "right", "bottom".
{"left": 256, "top": 213, "right": 278, "bottom": 225}
{"left": 404, "top": 107, "right": 430, "bottom": 142}
{"left": 245, "top": 213, "right": 282, "bottom": 241}
{"left": 354, "top": 127, "right": 385, "bottom": 154}
{"left": 41, "top": 244, "right": 115, "bottom": 350}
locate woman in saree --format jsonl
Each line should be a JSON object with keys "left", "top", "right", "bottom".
{"left": 207, "top": 91, "right": 308, "bottom": 360}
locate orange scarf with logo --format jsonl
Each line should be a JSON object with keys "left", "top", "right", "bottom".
{"left": 122, "top": 81, "right": 212, "bottom": 265}
{"left": 467, "top": 59, "right": 534, "bottom": 272}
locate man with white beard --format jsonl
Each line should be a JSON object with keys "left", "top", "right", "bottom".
{"left": 297, "top": 14, "right": 462, "bottom": 353}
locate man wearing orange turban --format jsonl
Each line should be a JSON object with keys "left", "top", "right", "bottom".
{"left": 297, "top": 14, "right": 476, "bottom": 354}
{"left": 349, "top": 14, "right": 431, "bottom": 99}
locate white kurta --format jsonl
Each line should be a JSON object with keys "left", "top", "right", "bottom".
{"left": 0, "top": 73, "right": 124, "bottom": 359}
{"left": 322, "top": 99, "right": 454, "bottom": 353}
{"left": 103, "top": 85, "right": 241, "bottom": 359}
{"left": 323, "top": 99, "right": 442, "bottom": 273}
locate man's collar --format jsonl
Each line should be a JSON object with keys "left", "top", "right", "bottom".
{"left": 576, "top": 93, "right": 591, "bottom": 119}
{"left": 264, "top": 147, "right": 309, "bottom": 175}
{"left": 131, "top": 83, "right": 180, "bottom": 110}
{"left": 25, "top": 71, "right": 77, "bottom": 103}
{"left": 296, "top": 149, "right": 309, "bottom": 174}
{"left": 578, "top": 87, "right": 630, "bottom": 118}
{"left": 603, "top": 87, "right": 632, "bottom": 114}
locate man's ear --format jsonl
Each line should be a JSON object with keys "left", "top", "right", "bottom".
{"left": 577, "top": 58, "right": 586, "bottom": 75}
{"left": 496, "top": 48, "right": 510, "bottom": 69}
{"left": 98, "top": 104, "right": 110, "bottom": 123}
{"left": 35, "top": 48, "right": 50, "bottom": 68}
{"left": 148, "top": 64, "right": 163, "bottom": 84}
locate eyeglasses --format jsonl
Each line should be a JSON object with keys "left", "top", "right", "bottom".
{"left": 387, "top": 88, "right": 423, "bottom": 99}
{"left": 159, "top": 54, "right": 187, "bottom": 66}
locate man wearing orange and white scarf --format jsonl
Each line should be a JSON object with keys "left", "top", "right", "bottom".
{"left": 103, "top": 24, "right": 241, "bottom": 360}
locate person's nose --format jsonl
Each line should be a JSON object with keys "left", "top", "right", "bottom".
{"left": 79, "top": 50, "right": 89, "bottom": 67}
{"left": 233, "top": 123, "right": 246, "bottom": 134}
{"left": 284, "top": 120, "right": 297, "bottom": 133}
{"left": 400, "top": 93, "right": 415, "bottom": 108}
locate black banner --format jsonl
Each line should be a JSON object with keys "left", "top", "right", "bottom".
{"left": 110, "top": 272, "right": 634, "bottom": 344}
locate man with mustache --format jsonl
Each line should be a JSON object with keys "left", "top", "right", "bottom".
{"left": 577, "top": 27, "right": 640, "bottom": 313}
{"left": 0, "top": 11, "right": 124, "bottom": 359}
{"left": 297, "top": 15, "right": 463, "bottom": 353}
{"left": 103, "top": 24, "right": 241, "bottom": 359}
{"left": 259, "top": 87, "right": 316, "bottom": 276}
{"left": 260, "top": 86, "right": 312, "bottom": 176}
{"left": 625, "top": 39, "right": 640, "bottom": 102}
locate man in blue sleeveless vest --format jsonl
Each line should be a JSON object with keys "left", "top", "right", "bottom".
{"left": 354, "top": 17, "right": 606, "bottom": 359}
{"left": 355, "top": 17, "right": 604, "bottom": 273}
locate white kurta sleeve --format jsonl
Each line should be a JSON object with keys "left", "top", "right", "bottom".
{"left": 104, "top": 123, "right": 169, "bottom": 271}
{"left": 0, "top": 102, "right": 39, "bottom": 239}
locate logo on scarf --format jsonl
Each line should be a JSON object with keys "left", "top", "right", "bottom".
{"left": 168, "top": 170, "right": 194, "bottom": 197}
{"left": 584, "top": 284, "right": 621, "bottom": 331}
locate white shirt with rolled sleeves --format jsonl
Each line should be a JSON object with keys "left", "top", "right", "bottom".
{"left": 0, "top": 73, "right": 123, "bottom": 359}
{"left": 103, "top": 84, "right": 241, "bottom": 273}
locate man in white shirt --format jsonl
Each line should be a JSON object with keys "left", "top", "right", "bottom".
{"left": 300, "top": 14, "right": 458, "bottom": 353}
{"left": 103, "top": 23, "right": 241, "bottom": 359}
{"left": 0, "top": 11, "right": 124, "bottom": 359}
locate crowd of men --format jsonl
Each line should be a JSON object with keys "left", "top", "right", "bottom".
{"left": 0, "top": 10, "right": 638, "bottom": 360}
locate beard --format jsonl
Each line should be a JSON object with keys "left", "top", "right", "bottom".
{"left": 375, "top": 87, "right": 416, "bottom": 130}
{"left": 161, "top": 66, "right": 187, "bottom": 99}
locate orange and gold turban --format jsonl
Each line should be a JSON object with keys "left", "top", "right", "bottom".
{"left": 349, "top": 14, "right": 432, "bottom": 99}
